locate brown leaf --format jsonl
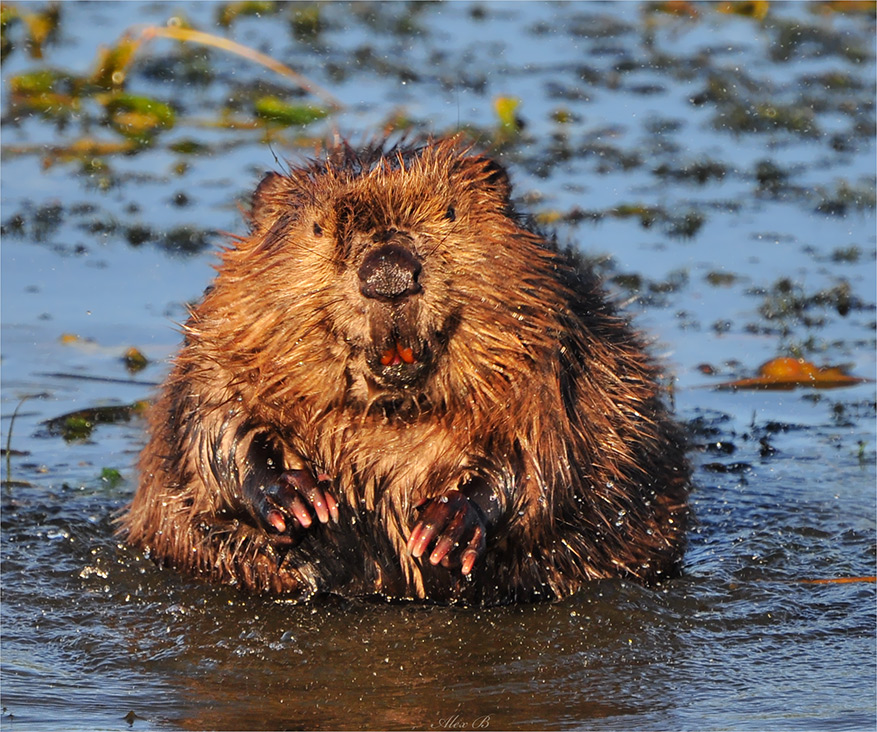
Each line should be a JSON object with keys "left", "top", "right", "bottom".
{"left": 714, "top": 356, "right": 869, "bottom": 390}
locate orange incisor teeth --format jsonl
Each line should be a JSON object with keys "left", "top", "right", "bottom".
{"left": 398, "top": 344, "right": 415, "bottom": 364}
{"left": 380, "top": 342, "right": 416, "bottom": 366}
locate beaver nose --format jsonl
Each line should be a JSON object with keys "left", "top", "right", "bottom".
{"left": 358, "top": 243, "right": 422, "bottom": 300}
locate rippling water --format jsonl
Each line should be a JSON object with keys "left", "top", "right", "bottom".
{"left": 2, "top": 2, "right": 874, "bottom": 730}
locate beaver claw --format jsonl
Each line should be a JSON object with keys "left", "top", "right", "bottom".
{"left": 257, "top": 469, "right": 339, "bottom": 543}
{"left": 407, "top": 489, "right": 486, "bottom": 575}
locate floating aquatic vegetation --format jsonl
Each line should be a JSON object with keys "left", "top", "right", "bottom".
{"left": 716, "top": 1, "right": 770, "bottom": 21}
{"left": 0, "top": 2, "right": 61, "bottom": 61}
{"left": 91, "top": 32, "right": 142, "bottom": 91}
{"left": 813, "top": 178, "right": 877, "bottom": 216}
{"left": 139, "top": 24, "right": 341, "bottom": 110}
{"left": 7, "top": 67, "right": 80, "bottom": 120}
{"left": 40, "top": 401, "right": 150, "bottom": 442}
{"left": 494, "top": 96, "right": 524, "bottom": 140}
{"left": 99, "top": 467, "right": 125, "bottom": 489}
{"left": 253, "top": 96, "right": 329, "bottom": 127}
{"left": 652, "top": 159, "right": 727, "bottom": 185}
{"left": 756, "top": 277, "right": 866, "bottom": 323}
{"left": 705, "top": 271, "right": 739, "bottom": 287}
{"left": 1, "top": 14, "right": 341, "bottom": 166}
{"left": 158, "top": 225, "right": 214, "bottom": 256}
{"left": 105, "top": 93, "right": 175, "bottom": 143}
{"left": 216, "top": 1, "right": 285, "bottom": 29}
{"left": 713, "top": 357, "right": 870, "bottom": 390}
{"left": 122, "top": 347, "right": 149, "bottom": 373}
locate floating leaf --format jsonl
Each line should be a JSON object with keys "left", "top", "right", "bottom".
{"left": 168, "top": 138, "right": 209, "bottom": 155}
{"left": 10, "top": 67, "right": 68, "bottom": 95}
{"left": 105, "top": 93, "right": 175, "bottom": 141}
{"left": 812, "top": 1, "right": 876, "bottom": 14}
{"left": 1, "top": 5, "right": 20, "bottom": 62}
{"left": 648, "top": 1, "right": 700, "bottom": 17}
{"left": 123, "top": 346, "right": 149, "bottom": 373}
{"left": 705, "top": 270, "right": 738, "bottom": 287}
{"left": 494, "top": 96, "right": 523, "bottom": 136}
{"left": 799, "top": 576, "right": 876, "bottom": 584}
{"left": 716, "top": 1, "right": 770, "bottom": 20}
{"left": 45, "top": 138, "right": 135, "bottom": 166}
{"left": 291, "top": 5, "right": 323, "bottom": 40}
{"left": 253, "top": 95, "right": 328, "bottom": 127}
{"left": 714, "top": 356, "right": 869, "bottom": 390}
{"left": 217, "top": 1, "right": 283, "bottom": 28}
{"left": 99, "top": 467, "right": 125, "bottom": 488}
{"left": 8, "top": 67, "right": 80, "bottom": 118}
{"left": 20, "top": 2, "right": 62, "bottom": 59}
{"left": 60, "top": 414, "right": 94, "bottom": 441}
{"left": 41, "top": 401, "right": 150, "bottom": 442}
{"left": 91, "top": 32, "right": 142, "bottom": 90}
{"left": 535, "top": 210, "right": 564, "bottom": 226}
{"left": 612, "top": 203, "right": 660, "bottom": 228}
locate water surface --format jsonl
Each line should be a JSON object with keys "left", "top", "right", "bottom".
{"left": 2, "top": 2, "right": 875, "bottom": 730}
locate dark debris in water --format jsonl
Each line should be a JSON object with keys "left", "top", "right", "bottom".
{"left": 755, "top": 277, "right": 871, "bottom": 324}
{"left": 39, "top": 401, "right": 149, "bottom": 442}
{"left": 0, "top": 200, "right": 219, "bottom": 256}
{"left": 702, "top": 461, "right": 752, "bottom": 474}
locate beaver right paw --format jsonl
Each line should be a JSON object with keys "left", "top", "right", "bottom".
{"left": 255, "top": 469, "right": 339, "bottom": 544}
{"left": 407, "top": 489, "right": 486, "bottom": 576}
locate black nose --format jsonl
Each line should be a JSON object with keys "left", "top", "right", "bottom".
{"left": 358, "top": 243, "right": 422, "bottom": 300}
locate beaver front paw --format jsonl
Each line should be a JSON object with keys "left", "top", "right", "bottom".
{"left": 407, "top": 489, "right": 486, "bottom": 576}
{"left": 254, "top": 469, "right": 339, "bottom": 545}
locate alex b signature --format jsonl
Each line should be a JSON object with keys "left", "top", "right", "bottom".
{"left": 435, "top": 714, "right": 491, "bottom": 729}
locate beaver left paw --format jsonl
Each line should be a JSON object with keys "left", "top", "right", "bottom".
{"left": 407, "top": 489, "right": 486, "bottom": 576}
{"left": 256, "top": 469, "right": 339, "bottom": 544}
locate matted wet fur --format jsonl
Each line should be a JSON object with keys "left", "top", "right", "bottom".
{"left": 122, "top": 137, "right": 690, "bottom": 605}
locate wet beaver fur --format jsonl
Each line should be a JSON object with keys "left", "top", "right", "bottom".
{"left": 122, "top": 137, "right": 690, "bottom": 605}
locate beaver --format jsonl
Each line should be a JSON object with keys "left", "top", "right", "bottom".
{"left": 122, "top": 137, "right": 690, "bottom": 605}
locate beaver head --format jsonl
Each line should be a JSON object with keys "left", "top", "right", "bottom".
{"left": 189, "top": 139, "right": 566, "bottom": 421}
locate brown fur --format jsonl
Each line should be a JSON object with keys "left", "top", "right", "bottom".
{"left": 122, "top": 138, "right": 690, "bottom": 605}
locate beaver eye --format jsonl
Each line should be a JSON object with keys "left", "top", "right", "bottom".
{"left": 444, "top": 205, "right": 456, "bottom": 222}
{"left": 313, "top": 222, "right": 323, "bottom": 237}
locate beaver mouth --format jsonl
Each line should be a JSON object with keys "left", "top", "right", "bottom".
{"left": 367, "top": 336, "right": 430, "bottom": 388}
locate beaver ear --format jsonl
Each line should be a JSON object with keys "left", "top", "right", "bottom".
{"left": 248, "top": 172, "right": 300, "bottom": 231}
{"left": 454, "top": 155, "right": 512, "bottom": 203}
